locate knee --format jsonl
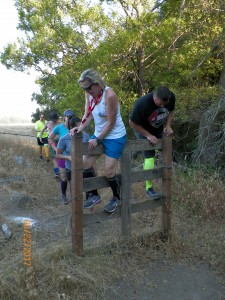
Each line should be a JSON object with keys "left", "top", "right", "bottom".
{"left": 105, "top": 168, "right": 115, "bottom": 178}
{"left": 83, "top": 156, "right": 94, "bottom": 170}
{"left": 59, "top": 170, "right": 67, "bottom": 181}
{"left": 61, "top": 175, "right": 67, "bottom": 181}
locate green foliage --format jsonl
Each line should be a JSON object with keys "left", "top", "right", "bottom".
{"left": 0, "top": 0, "right": 224, "bottom": 122}
{"left": 174, "top": 85, "right": 220, "bottom": 123}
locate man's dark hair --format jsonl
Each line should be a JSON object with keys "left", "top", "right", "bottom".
{"left": 155, "top": 86, "right": 171, "bottom": 103}
{"left": 49, "top": 111, "right": 59, "bottom": 121}
{"left": 68, "top": 116, "right": 81, "bottom": 130}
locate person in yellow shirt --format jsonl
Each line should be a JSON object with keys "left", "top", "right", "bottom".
{"left": 34, "top": 113, "right": 50, "bottom": 162}
{"left": 40, "top": 111, "right": 61, "bottom": 177}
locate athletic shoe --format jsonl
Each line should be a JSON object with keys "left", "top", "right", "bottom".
{"left": 62, "top": 194, "right": 68, "bottom": 205}
{"left": 46, "top": 158, "right": 50, "bottom": 162}
{"left": 55, "top": 174, "right": 59, "bottom": 179}
{"left": 146, "top": 188, "right": 160, "bottom": 200}
{"left": 104, "top": 197, "right": 121, "bottom": 213}
{"left": 83, "top": 194, "right": 102, "bottom": 209}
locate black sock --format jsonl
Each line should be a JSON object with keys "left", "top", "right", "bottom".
{"left": 60, "top": 180, "right": 67, "bottom": 195}
{"left": 83, "top": 168, "right": 99, "bottom": 197}
{"left": 107, "top": 175, "right": 120, "bottom": 199}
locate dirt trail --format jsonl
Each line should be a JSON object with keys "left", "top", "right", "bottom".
{"left": 105, "top": 261, "right": 225, "bottom": 300}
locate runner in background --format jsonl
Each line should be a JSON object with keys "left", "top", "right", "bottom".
{"left": 34, "top": 112, "right": 50, "bottom": 162}
{"left": 49, "top": 109, "right": 74, "bottom": 205}
{"left": 40, "top": 111, "right": 61, "bottom": 178}
{"left": 56, "top": 115, "right": 99, "bottom": 205}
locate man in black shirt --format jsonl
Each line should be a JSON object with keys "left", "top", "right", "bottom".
{"left": 129, "top": 86, "right": 175, "bottom": 199}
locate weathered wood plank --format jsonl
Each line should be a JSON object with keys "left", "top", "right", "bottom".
{"left": 120, "top": 151, "right": 132, "bottom": 236}
{"left": 83, "top": 198, "right": 162, "bottom": 226}
{"left": 83, "top": 209, "right": 120, "bottom": 225}
{"left": 82, "top": 168, "right": 163, "bottom": 192}
{"left": 161, "top": 135, "right": 172, "bottom": 241}
{"left": 71, "top": 133, "right": 84, "bottom": 255}
{"left": 131, "top": 168, "right": 163, "bottom": 184}
{"left": 81, "top": 139, "right": 162, "bottom": 155}
{"left": 123, "top": 139, "right": 162, "bottom": 152}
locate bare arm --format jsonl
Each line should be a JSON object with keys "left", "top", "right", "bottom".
{"left": 70, "top": 93, "right": 93, "bottom": 135}
{"left": 48, "top": 131, "right": 57, "bottom": 151}
{"left": 129, "top": 119, "right": 158, "bottom": 145}
{"left": 164, "top": 111, "right": 174, "bottom": 136}
{"left": 56, "top": 148, "right": 71, "bottom": 161}
{"left": 80, "top": 92, "right": 93, "bottom": 128}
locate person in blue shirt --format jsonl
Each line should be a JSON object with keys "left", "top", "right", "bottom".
{"left": 49, "top": 109, "right": 74, "bottom": 204}
{"left": 40, "top": 111, "right": 61, "bottom": 178}
{"left": 56, "top": 116, "right": 100, "bottom": 205}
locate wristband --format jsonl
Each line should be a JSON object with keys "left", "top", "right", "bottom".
{"left": 96, "top": 137, "right": 101, "bottom": 144}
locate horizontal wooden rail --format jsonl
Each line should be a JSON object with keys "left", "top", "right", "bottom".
{"left": 82, "top": 139, "right": 162, "bottom": 155}
{"left": 83, "top": 198, "right": 163, "bottom": 226}
{"left": 83, "top": 168, "right": 163, "bottom": 192}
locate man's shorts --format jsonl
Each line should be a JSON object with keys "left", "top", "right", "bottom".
{"left": 37, "top": 137, "right": 48, "bottom": 146}
{"left": 91, "top": 134, "right": 126, "bottom": 159}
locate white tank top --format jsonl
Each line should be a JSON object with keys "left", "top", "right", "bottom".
{"left": 91, "top": 87, "right": 126, "bottom": 139}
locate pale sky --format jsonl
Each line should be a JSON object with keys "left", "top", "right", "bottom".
{"left": 0, "top": 0, "right": 40, "bottom": 121}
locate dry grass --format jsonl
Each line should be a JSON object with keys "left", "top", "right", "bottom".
{"left": 173, "top": 167, "right": 225, "bottom": 220}
{"left": 0, "top": 128, "right": 224, "bottom": 299}
{"left": 172, "top": 166, "right": 225, "bottom": 277}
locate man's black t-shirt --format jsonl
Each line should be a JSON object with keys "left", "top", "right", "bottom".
{"left": 130, "top": 92, "right": 175, "bottom": 137}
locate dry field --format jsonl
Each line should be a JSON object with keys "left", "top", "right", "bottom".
{"left": 0, "top": 124, "right": 224, "bottom": 300}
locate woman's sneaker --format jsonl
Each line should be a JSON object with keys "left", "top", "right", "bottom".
{"left": 62, "top": 195, "right": 68, "bottom": 205}
{"left": 146, "top": 188, "right": 160, "bottom": 200}
{"left": 104, "top": 197, "right": 121, "bottom": 213}
{"left": 83, "top": 194, "right": 102, "bottom": 209}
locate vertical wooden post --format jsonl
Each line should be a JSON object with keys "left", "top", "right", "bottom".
{"left": 161, "top": 135, "right": 172, "bottom": 241}
{"left": 71, "top": 132, "right": 83, "bottom": 255}
{"left": 120, "top": 151, "right": 132, "bottom": 237}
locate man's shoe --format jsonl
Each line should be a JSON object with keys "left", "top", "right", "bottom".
{"left": 46, "top": 157, "right": 50, "bottom": 162}
{"left": 62, "top": 195, "right": 68, "bottom": 205}
{"left": 40, "top": 156, "right": 43, "bottom": 159}
{"left": 104, "top": 197, "right": 121, "bottom": 213}
{"left": 146, "top": 188, "right": 161, "bottom": 200}
{"left": 83, "top": 194, "right": 102, "bottom": 209}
